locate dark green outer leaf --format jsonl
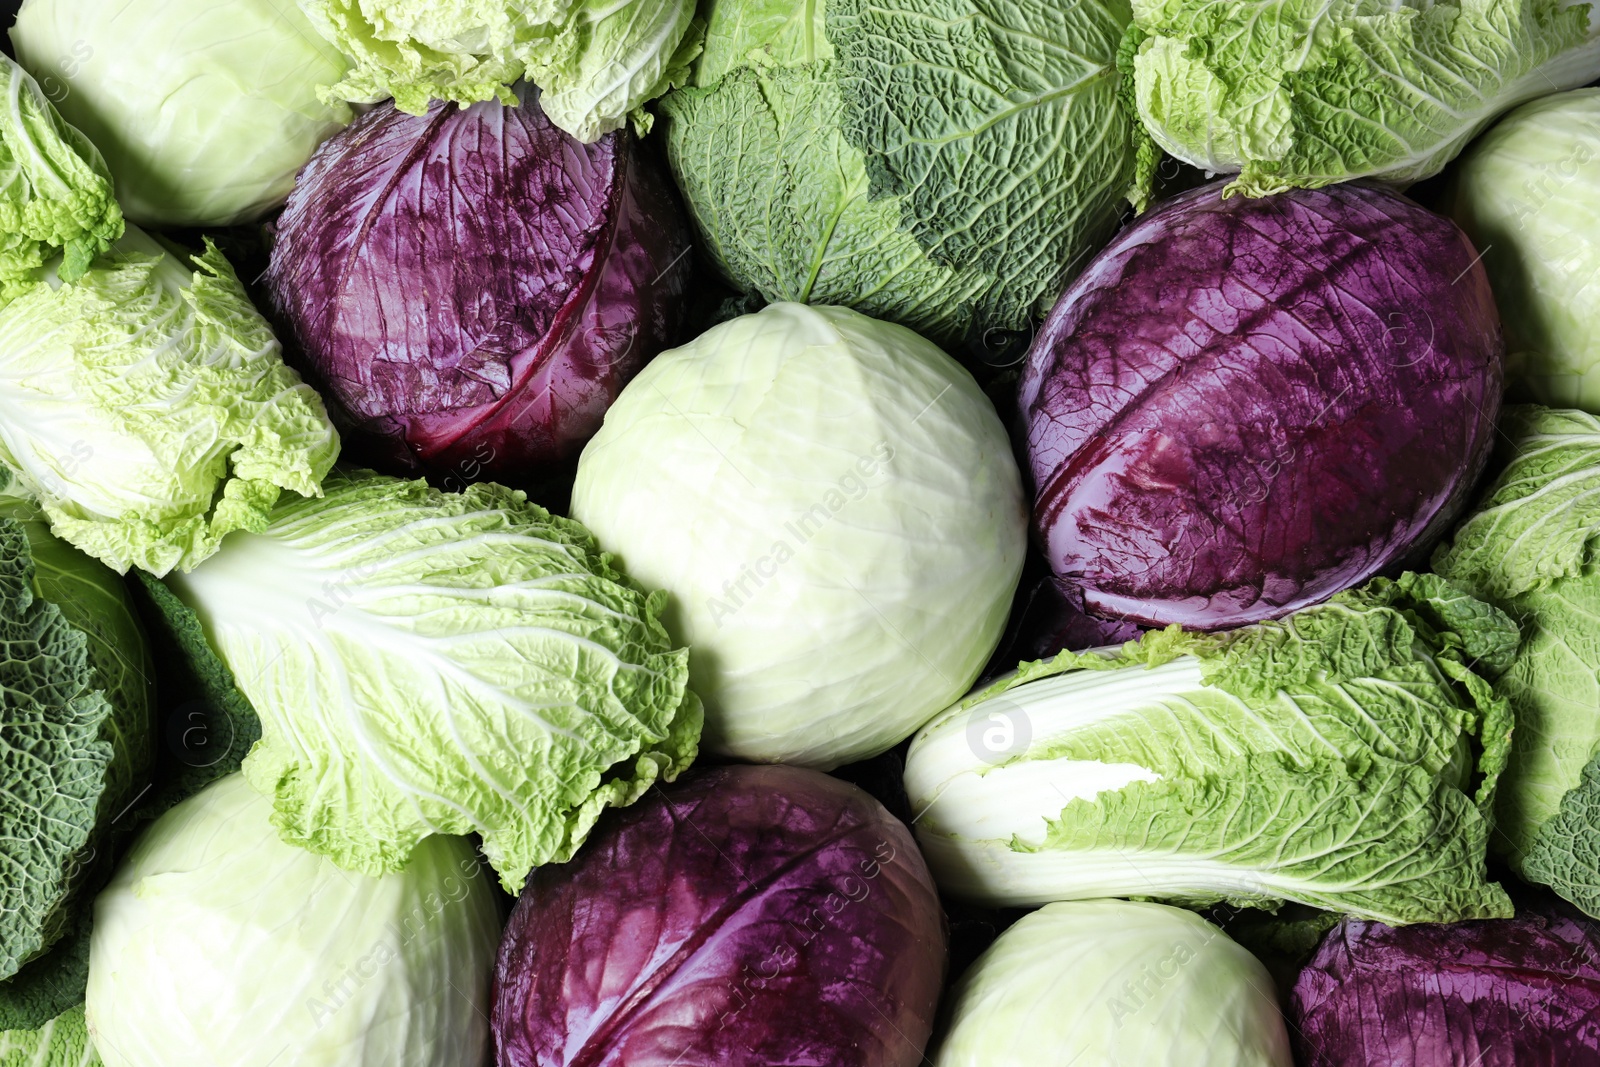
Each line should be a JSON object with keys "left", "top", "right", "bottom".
{"left": 0, "top": 521, "right": 111, "bottom": 981}
{"left": 830, "top": 0, "right": 1136, "bottom": 322}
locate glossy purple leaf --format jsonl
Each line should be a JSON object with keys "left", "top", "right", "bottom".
{"left": 1292, "top": 909, "right": 1600, "bottom": 1067}
{"left": 491, "top": 765, "right": 946, "bottom": 1067}
{"left": 266, "top": 88, "right": 691, "bottom": 485}
{"left": 1020, "top": 181, "right": 1504, "bottom": 630}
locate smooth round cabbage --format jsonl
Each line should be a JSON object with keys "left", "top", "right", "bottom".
{"left": 1447, "top": 89, "right": 1600, "bottom": 411}
{"left": 571, "top": 302, "right": 1028, "bottom": 769}
{"left": 936, "top": 900, "right": 1292, "bottom": 1067}
{"left": 85, "top": 774, "right": 502, "bottom": 1067}
{"left": 493, "top": 764, "right": 946, "bottom": 1067}
{"left": 1021, "top": 180, "right": 1504, "bottom": 630}
{"left": 11, "top": 0, "right": 352, "bottom": 227}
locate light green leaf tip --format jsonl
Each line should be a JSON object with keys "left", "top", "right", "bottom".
{"left": 0, "top": 55, "right": 122, "bottom": 299}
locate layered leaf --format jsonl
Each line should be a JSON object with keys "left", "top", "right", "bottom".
{"left": 521, "top": 0, "right": 703, "bottom": 140}
{"left": 0, "top": 228, "right": 339, "bottom": 577}
{"left": 906, "top": 578, "right": 1514, "bottom": 924}
{"left": 0, "top": 522, "right": 113, "bottom": 979}
{"left": 661, "top": 0, "right": 1138, "bottom": 347}
{"left": 0, "top": 55, "right": 121, "bottom": 298}
{"left": 1126, "top": 0, "right": 1600, "bottom": 195}
{"left": 830, "top": 0, "right": 1136, "bottom": 321}
{"left": 0, "top": 1004, "right": 99, "bottom": 1067}
{"left": 1433, "top": 405, "right": 1600, "bottom": 912}
{"left": 166, "top": 472, "right": 702, "bottom": 893}
{"left": 661, "top": 63, "right": 996, "bottom": 345}
{"left": 299, "top": 0, "right": 700, "bottom": 141}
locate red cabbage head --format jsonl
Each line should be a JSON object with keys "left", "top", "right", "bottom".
{"left": 1020, "top": 181, "right": 1504, "bottom": 630}
{"left": 491, "top": 764, "right": 946, "bottom": 1067}
{"left": 266, "top": 87, "right": 691, "bottom": 486}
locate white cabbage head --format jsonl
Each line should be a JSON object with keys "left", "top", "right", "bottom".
{"left": 572, "top": 302, "right": 1028, "bottom": 769}
{"left": 935, "top": 900, "right": 1292, "bottom": 1067}
{"left": 12, "top": 0, "right": 352, "bottom": 226}
{"left": 85, "top": 774, "right": 501, "bottom": 1067}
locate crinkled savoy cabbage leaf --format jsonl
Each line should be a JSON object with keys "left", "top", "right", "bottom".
{"left": 166, "top": 472, "right": 702, "bottom": 894}
{"left": 1125, "top": 0, "right": 1600, "bottom": 195}
{"left": 0, "top": 1004, "right": 98, "bottom": 1067}
{"left": 662, "top": 0, "right": 1137, "bottom": 346}
{"left": 912, "top": 579, "right": 1515, "bottom": 924}
{"left": 661, "top": 63, "right": 996, "bottom": 345}
{"left": 1434, "top": 406, "right": 1600, "bottom": 913}
{"left": 0, "top": 55, "right": 121, "bottom": 298}
{"left": 830, "top": 0, "right": 1137, "bottom": 320}
{"left": 0, "top": 522, "right": 113, "bottom": 981}
{"left": 0, "top": 229, "right": 338, "bottom": 577}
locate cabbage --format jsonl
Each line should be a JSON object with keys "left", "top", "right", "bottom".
{"left": 0, "top": 493, "right": 153, "bottom": 1040}
{"left": 571, "top": 302, "right": 1027, "bottom": 769}
{"left": 936, "top": 900, "right": 1291, "bottom": 1066}
{"left": 1432, "top": 406, "right": 1600, "bottom": 917}
{"left": 904, "top": 574, "right": 1517, "bottom": 923}
{"left": 0, "top": 53, "right": 120, "bottom": 298}
{"left": 297, "top": 0, "right": 701, "bottom": 142}
{"left": 1022, "top": 180, "right": 1505, "bottom": 630}
{"left": 86, "top": 773, "right": 501, "bottom": 1067}
{"left": 1446, "top": 90, "right": 1600, "bottom": 411}
{"left": 264, "top": 87, "right": 692, "bottom": 486}
{"left": 0, "top": 1006, "right": 98, "bottom": 1066}
{"left": 164, "top": 470, "right": 701, "bottom": 893}
{"left": 1126, "top": 0, "right": 1600, "bottom": 195}
{"left": 1291, "top": 905, "right": 1600, "bottom": 1065}
{"left": 493, "top": 765, "right": 945, "bottom": 1066}
{"left": 0, "top": 227, "right": 339, "bottom": 577}
{"left": 11, "top": 0, "right": 352, "bottom": 227}
{"left": 658, "top": 0, "right": 1141, "bottom": 349}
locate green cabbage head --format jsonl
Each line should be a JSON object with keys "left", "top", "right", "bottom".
{"left": 1434, "top": 406, "right": 1600, "bottom": 919}
{"left": 11, "top": 0, "right": 353, "bottom": 227}
{"left": 1126, "top": 0, "right": 1600, "bottom": 195}
{"left": 1446, "top": 90, "right": 1600, "bottom": 411}
{"left": 936, "top": 900, "right": 1291, "bottom": 1066}
{"left": 86, "top": 773, "right": 502, "bottom": 1067}
{"left": 659, "top": 0, "right": 1142, "bottom": 349}
{"left": 0, "top": 227, "right": 340, "bottom": 577}
{"left": 297, "top": 0, "right": 703, "bottom": 142}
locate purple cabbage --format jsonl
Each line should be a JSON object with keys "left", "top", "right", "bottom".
{"left": 491, "top": 764, "right": 946, "bottom": 1067}
{"left": 1019, "top": 181, "right": 1504, "bottom": 630}
{"left": 266, "top": 88, "right": 691, "bottom": 485}
{"left": 1292, "top": 910, "right": 1600, "bottom": 1066}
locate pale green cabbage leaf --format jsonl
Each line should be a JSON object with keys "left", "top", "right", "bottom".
{"left": 1127, "top": 0, "right": 1600, "bottom": 196}
{"left": 86, "top": 774, "right": 500, "bottom": 1067}
{"left": 0, "top": 227, "right": 339, "bottom": 578}
{"left": 660, "top": 0, "right": 1138, "bottom": 347}
{"left": 298, "top": 0, "right": 701, "bottom": 141}
{"left": 165, "top": 471, "right": 702, "bottom": 894}
{"left": 0, "top": 54, "right": 119, "bottom": 299}
{"left": 11, "top": 0, "right": 352, "bottom": 228}
{"left": 905, "top": 574, "right": 1516, "bottom": 924}
{"left": 936, "top": 901, "right": 1291, "bottom": 1066}
{"left": 1445, "top": 89, "right": 1600, "bottom": 411}
{"left": 1433, "top": 405, "right": 1600, "bottom": 917}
